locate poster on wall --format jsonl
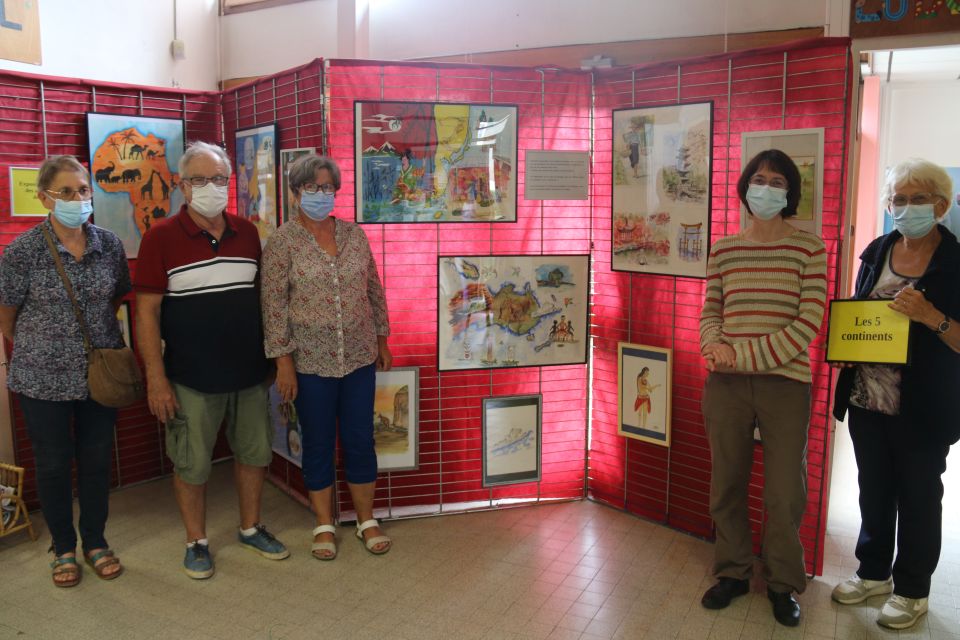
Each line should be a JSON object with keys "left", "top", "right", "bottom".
{"left": 611, "top": 102, "right": 713, "bottom": 278}
{"left": 617, "top": 343, "right": 672, "bottom": 447}
{"left": 235, "top": 123, "right": 279, "bottom": 242}
{"left": 269, "top": 387, "right": 303, "bottom": 468}
{"left": 739, "top": 128, "right": 824, "bottom": 236}
{"left": 8, "top": 166, "right": 46, "bottom": 217}
{"left": 482, "top": 394, "right": 541, "bottom": 487}
{"left": 0, "top": 0, "right": 41, "bottom": 65}
{"left": 355, "top": 101, "right": 518, "bottom": 223}
{"left": 850, "top": 0, "right": 960, "bottom": 38}
{"left": 374, "top": 367, "right": 419, "bottom": 472}
{"left": 437, "top": 255, "right": 590, "bottom": 371}
{"left": 279, "top": 147, "right": 314, "bottom": 225}
{"left": 86, "top": 113, "right": 186, "bottom": 258}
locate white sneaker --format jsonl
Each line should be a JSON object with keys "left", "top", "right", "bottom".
{"left": 877, "top": 594, "right": 928, "bottom": 630}
{"left": 831, "top": 574, "right": 893, "bottom": 604}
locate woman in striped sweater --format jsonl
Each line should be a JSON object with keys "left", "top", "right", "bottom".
{"left": 697, "top": 150, "right": 827, "bottom": 627}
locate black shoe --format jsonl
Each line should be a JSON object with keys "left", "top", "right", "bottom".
{"left": 767, "top": 588, "right": 801, "bottom": 627}
{"left": 701, "top": 577, "right": 750, "bottom": 609}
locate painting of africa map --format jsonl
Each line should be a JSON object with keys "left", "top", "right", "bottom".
{"left": 438, "top": 255, "right": 589, "bottom": 371}
{"left": 87, "top": 113, "right": 185, "bottom": 258}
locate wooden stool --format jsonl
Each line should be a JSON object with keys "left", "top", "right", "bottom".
{"left": 0, "top": 462, "right": 37, "bottom": 541}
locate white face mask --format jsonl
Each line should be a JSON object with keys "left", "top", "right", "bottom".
{"left": 189, "top": 183, "right": 229, "bottom": 218}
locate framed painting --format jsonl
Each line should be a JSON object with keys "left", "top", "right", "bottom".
{"left": 279, "top": 147, "right": 314, "bottom": 225}
{"left": 482, "top": 394, "right": 541, "bottom": 487}
{"left": 740, "top": 128, "right": 824, "bottom": 236}
{"left": 86, "top": 112, "right": 186, "bottom": 258}
{"left": 612, "top": 101, "right": 713, "bottom": 278}
{"left": 116, "top": 301, "right": 132, "bottom": 349}
{"left": 235, "top": 123, "right": 279, "bottom": 242}
{"left": 374, "top": 367, "right": 419, "bottom": 472}
{"left": 617, "top": 343, "right": 672, "bottom": 447}
{"left": 437, "top": 255, "right": 590, "bottom": 371}
{"left": 355, "top": 100, "right": 518, "bottom": 223}
{"left": 8, "top": 166, "right": 46, "bottom": 217}
{"left": 269, "top": 387, "right": 303, "bottom": 468}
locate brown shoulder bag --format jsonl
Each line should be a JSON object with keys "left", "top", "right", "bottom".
{"left": 41, "top": 225, "right": 144, "bottom": 408}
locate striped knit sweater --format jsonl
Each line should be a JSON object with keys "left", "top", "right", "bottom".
{"left": 699, "top": 230, "right": 828, "bottom": 383}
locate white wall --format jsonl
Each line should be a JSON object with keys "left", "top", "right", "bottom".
{"left": 220, "top": 0, "right": 338, "bottom": 80}
{"left": 0, "top": 0, "right": 219, "bottom": 91}
{"left": 368, "top": 0, "right": 829, "bottom": 60}
{"left": 882, "top": 83, "right": 960, "bottom": 169}
{"left": 220, "top": 0, "right": 841, "bottom": 80}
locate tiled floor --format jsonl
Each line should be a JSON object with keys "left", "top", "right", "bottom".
{"left": 0, "top": 431, "right": 957, "bottom": 640}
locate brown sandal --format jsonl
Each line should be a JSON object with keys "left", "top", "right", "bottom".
{"left": 85, "top": 548, "right": 123, "bottom": 580}
{"left": 50, "top": 554, "right": 81, "bottom": 588}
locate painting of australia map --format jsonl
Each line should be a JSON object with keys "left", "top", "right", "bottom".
{"left": 86, "top": 113, "right": 185, "bottom": 257}
{"left": 438, "top": 255, "right": 589, "bottom": 371}
{"left": 355, "top": 101, "right": 517, "bottom": 223}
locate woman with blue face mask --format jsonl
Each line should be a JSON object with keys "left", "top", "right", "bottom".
{"left": 261, "top": 154, "right": 393, "bottom": 560}
{"left": 699, "top": 150, "right": 827, "bottom": 628}
{"left": 831, "top": 158, "right": 959, "bottom": 630}
{"left": 0, "top": 155, "right": 131, "bottom": 587}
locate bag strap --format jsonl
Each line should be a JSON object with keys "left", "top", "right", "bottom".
{"left": 40, "top": 223, "right": 92, "bottom": 354}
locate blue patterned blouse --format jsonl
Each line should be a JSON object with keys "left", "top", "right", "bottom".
{"left": 0, "top": 218, "right": 131, "bottom": 401}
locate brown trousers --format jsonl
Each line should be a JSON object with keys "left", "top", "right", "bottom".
{"left": 702, "top": 372, "right": 810, "bottom": 594}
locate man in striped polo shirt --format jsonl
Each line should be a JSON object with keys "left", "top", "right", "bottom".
{"left": 135, "top": 141, "right": 288, "bottom": 579}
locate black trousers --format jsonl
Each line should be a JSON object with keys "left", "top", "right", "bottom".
{"left": 19, "top": 395, "right": 117, "bottom": 556}
{"left": 848, "top": 406, "right": 950, "bottom": 598}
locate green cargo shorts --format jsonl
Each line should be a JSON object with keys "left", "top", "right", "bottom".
{"left": 164, "top": 381, "right": 273, "bottom": 485}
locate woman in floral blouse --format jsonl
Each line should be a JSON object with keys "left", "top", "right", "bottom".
{"left": 262, "top": 154, "right": 392, "bottom": 560}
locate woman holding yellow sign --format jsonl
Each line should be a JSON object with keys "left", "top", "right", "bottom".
{"left": 831, "top": 158, "right": 960, "bottom": 630}
{"left": 698, "top": 150, "right": 827, "bottom": 628}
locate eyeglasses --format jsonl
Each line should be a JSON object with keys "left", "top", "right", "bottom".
{"left": 185, "top": 175, "right": 230, "bottom": 187}
{"left": 889, "top": 193, "right": 942, "bottom": 207}
{"left": 749, "top": 175, "right": 788, "bottom": 190}
{"left": 301, "top": 183, "right": 336, "bottom": 195}
{"left": 44, "top": 186, "right": 92, "bottom": 200}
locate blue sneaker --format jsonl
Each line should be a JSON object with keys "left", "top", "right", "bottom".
{"left": 183, "top": 542, "right": 214, "bottom": 579}
{"left": 238, "top": 524, "right": 290, "bottom": 560}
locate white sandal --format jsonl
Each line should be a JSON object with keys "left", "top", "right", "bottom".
{"left": 355, "top": 519, "right": 391, "bottom": 555}
{"left": 311, "top": 525, "right": 337, "bottom": 561}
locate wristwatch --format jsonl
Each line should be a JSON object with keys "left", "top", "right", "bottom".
{"left": 936, "top": 316, "right": 951, "bottom": 335}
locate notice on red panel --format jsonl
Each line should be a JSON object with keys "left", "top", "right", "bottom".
{"left": 524, "top": 151, "right": 589, "bottom": 201}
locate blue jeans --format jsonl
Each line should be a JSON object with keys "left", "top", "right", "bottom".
{"left": 19, "top": 395, "right": 117, "bottom": 555}
{"left": 294, "top": 363, "right": 377, "bottom": 490}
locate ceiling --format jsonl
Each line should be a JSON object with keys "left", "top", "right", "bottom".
{"left": 865, "top": 45, "right": 960, "bottom": 83}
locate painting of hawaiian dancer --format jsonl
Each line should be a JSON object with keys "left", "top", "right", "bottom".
{"left": 355, "top": 101, "right": 517, "bottom": 223}
{"left": 618, "top": 342, "right": 672, "bottom": 447}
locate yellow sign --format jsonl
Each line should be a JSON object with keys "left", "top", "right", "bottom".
{"left": 9, "top": 166, "right": 46, "bottom": 217}
{"left": 826, "top": 299, "right": 910, "bottom": 364}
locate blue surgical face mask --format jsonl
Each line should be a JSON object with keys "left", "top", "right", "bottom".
{"left": 52, "top": 198, "right": 93, "bottom": 228}
{"left": 299, "top": 191, "right": 335, "bottom": 221}
{"left": 891, "top": 203, "right": 939, "bottom": 239}
{"left": 746, "top": 184, "right": 788, "bottom": 220}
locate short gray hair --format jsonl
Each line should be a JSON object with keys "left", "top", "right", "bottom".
{"left": 179, "top": 141, "right": 232, "bottom": 178}
{"left": 882, "top": 158, "right": 953, "bottom": 205}
{"left": 37, "top": 155, "right": 88, "bottom": 191}
{"left": 288, "top": 154, "right": 341, "bottom": 195}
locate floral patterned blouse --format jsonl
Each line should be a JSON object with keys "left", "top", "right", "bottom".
{"left": 261, "top": 217, "right": 389, "bottom": 378}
